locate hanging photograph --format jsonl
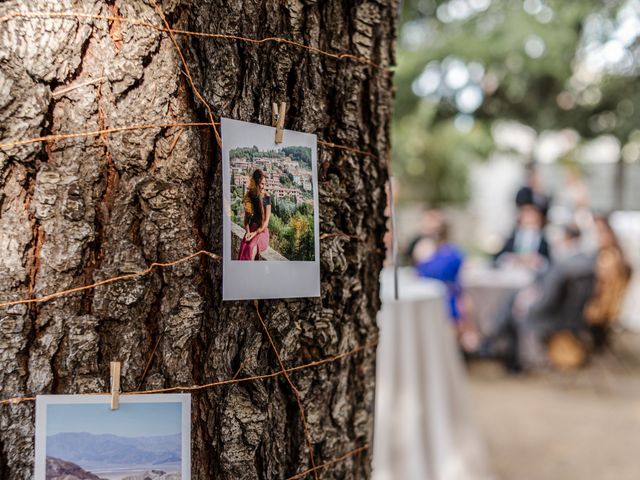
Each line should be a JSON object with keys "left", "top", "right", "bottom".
{"left": 34, "top": 394, "right": 191, "bottom": 480}
{"left": 222, "top": 117, "right": 321, "bottom": 300}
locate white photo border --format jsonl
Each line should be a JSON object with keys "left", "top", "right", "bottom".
{"left": 222, "top": 117, "right": 321, "bottom": 300}
{"left": 34, "top": 393, "right": 191, "bottom": 480}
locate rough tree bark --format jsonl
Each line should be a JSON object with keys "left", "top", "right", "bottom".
{"left": 0, "top": 0, "right": 397, "bottom": 478}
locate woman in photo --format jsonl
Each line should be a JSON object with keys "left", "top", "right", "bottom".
{"left": 238, "top": 169, "right": 271, "bottom": 260}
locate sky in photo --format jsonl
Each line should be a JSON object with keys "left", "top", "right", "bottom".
{"left": 47, "top": 401, "right": 182, "bottom": 437}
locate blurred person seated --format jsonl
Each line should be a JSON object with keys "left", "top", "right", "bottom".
{"left": 406, "top": 208, "right": 445, "bottom": 262}
{"left": 494, "top": 203, "right": 551, "bottom": 272}
{"left": 484, "top": 224, "right": 595, "bottom": 372}
{"left": 584, "top": 214, "right": 633, "bottom": 350}
{"left": 515, "top": 164, "right": 551, "bottom": 220}
{"left": 412, "top": 220, "right": 464, "bottom": 322}
{"left": 411, "top": 213, "right": 479, "bottom": 351}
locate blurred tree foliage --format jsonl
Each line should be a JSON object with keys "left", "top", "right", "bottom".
{"left": 393, "top": 102, "right": 493, "bottom": 203}
{"left": 394, "top": 0, "right": 638, "bottom": 204}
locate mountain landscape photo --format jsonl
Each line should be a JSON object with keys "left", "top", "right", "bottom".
{"left": 46, "top": 432, "right": 181, "bottom": 480}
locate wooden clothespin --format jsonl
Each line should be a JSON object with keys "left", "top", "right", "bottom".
{"left": 110, "top": 361, "right": 121, "bottom": 410}
{"left": 272, "top": 102, "right": 286, "bottom": 144}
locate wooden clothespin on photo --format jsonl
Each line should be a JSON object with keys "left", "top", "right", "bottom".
{"left": 272, "top": 102, "right": 286, "bottom": 144}
{"left": 110, "top": 361, "right": 121, "bottom": 410}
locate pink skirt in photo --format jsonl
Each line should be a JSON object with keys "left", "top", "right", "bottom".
{"left": 238, "top": 224, "right": 270, "bottom": 260}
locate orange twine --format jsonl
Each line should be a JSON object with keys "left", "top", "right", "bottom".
{"left": 147, "top": 0, "right": 222, "bottom": 147}
{"left": 0, "top": 122, "right": 211, "bottom": 151}
{"left": 0, "top": 340, "right": 376, "bottom": 405}
{"left": 254, "top": 300, "right": 319, "bottom": 479}
{"left": 0, "top": 250, "right": 219, "bottom": 309}
{"left": 0, "top": 122, "right": 377, "bottom": 160}
{"left": 0, "top": 227, "right": 365, "bottom": 310}
{"left": 285, "top": 444, "right": 369, "bottom": 480}
{"left": 0, "top": 11, "right": 389, "bottom": 71}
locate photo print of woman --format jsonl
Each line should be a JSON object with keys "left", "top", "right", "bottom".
{"left": 239, "top": 169, "right": 271, "bottom": 260}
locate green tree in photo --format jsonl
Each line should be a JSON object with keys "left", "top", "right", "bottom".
{"left": 281, "top": 146, "right": 312, "bottom": 169}
{"left": 298, "top": 217, "right": 315, "bottom": 261}
{"left": 290, "top": 214, "right": 309, "bottom": 251}
{"left": 297, "top": 202, "right": 313, "bottom": 216}
{"left": 280, "top": 173, "right": 294, "bottom": 186}
{"left": 268, "top": 214, "right": 289, "bottom": 254}
{"left": 266, "top": 207, "right": 315, "bottom": 261}
{"left": 272, "top": 198, "right": 297, "bottom": 223}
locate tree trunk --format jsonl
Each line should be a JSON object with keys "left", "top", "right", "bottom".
{"left": 0, "top": 1, "right": 397, "bottom": 478}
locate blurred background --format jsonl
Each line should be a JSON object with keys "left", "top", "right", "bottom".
{"left": 385, "top": 1, "right": 640, "bottom": 479}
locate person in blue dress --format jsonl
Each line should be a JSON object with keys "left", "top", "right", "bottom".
{"left": 411, "top": 212, "right": 465, "bottom": 323}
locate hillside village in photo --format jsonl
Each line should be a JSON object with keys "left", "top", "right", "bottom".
{"left": 230, "top": 147, "right": 313, "bottom": 206}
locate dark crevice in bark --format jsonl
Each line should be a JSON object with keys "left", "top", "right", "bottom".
{"left": 199, "top": 102, "right": 222, "bottom": 476}
{"left": 94, "top": 326, "right": 106, "bottom": 389}
{"left": 95, "top": 314, "right": 124, "bottom": 389}
{"left": 187, "top": 259, "right": 210, "bottom": 397}
{"left": 80, "top": 81, "right": 120, "bottom": 315}
{"left": 189, "top": 49, "right": 218, "bottom": 423}
{"left": 22, "top": 112, "right": 47, "bottom": 310}
{"left": 230, "top": 328, "right": 245, "bottom": 374}
{"left": 251, "top": 78, "right": 263, "bottom": 125}
{"left": 138, "top": 275, "right": 164, "bottom": 389}
{"left": 189, "top": 111, "right": 217, "bottom": 394}
{"left": 254, "top": 443, "right": 266, "bottom": 478}
{"left": 277, "top": 384, "right": 296, "bottom": 477}
{"left": 129, "top": 213, "right": 143, "bottom": 248}
{"left": 300, "top": 3, "right": 312, "bottom": 52}
{"left": 107, "top": 2, "right": 124, "bottom": 52}
{"left": 49, "top": 327, "right": 66, "bottom": 393}
{"left": 26, "top": 227, "right": 44, "bottom": 297}
{"left": 0, "top": 166, "right": 13, "bottom": 214}
{"left": 58, "top": 16, "right": 96, "bottom": 89}
{"left": 286, "top": 67, "right": 297, "bottom": 123}
{"left": 0, "top": 439, "right": 7, "bottom": 480}
{"left": 144, "top": 128, "right": 165, "bottom": 171}
{"left": 33, "top": 94, "right": 58, "bottom": 173}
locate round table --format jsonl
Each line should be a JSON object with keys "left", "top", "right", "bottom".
{"left": 462, "top": 265, "right": 534, "bottom": 336}
{"left": 373, "top": 268, "right": 495, "bottom": 480}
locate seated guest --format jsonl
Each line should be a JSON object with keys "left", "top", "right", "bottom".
{"left": 406, "top": 208, "right": 446, "bottom": 263}
{"left": 495, "top": 203, "right": 551, "bottom": 272}
{"left": 412, "top": 217, "right": 465, "bottom": 323}
{"left": 584, "top": 214, "right": 632, "bottom": 348}
{"left": 486, "top": 224, "right": 595, "bottom": 371}
{"left": 515, "top": 165, "right": 551, "bottom": 220}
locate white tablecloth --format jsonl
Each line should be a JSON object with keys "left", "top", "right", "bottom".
{"left": 462, "top": 265, "right": 534, "bottom": 336}
{"left": 373, "top": 268, "right": 494, "bottom": 480}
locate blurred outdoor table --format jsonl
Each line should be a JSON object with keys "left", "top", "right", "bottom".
{"left": 373, "top": 268, "right": 494, "bottom": 480}
{"left": 462, "top": 263, "right": 534, "bottom": 337}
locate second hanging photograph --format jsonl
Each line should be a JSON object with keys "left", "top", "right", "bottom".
{"left": 221, "top": 117, "right": 320, "bottom": 300}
